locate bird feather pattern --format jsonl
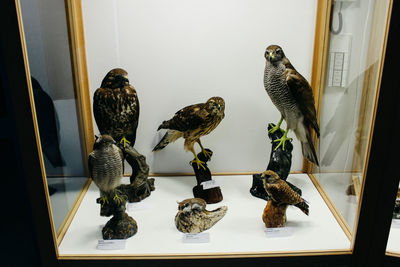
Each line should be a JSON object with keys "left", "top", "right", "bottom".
{"left": 264, "top": 45, "right": 319, "bottom": 165}
{"left": 175, "top": 198, "right": 228, "bottom": 233}
{"left": 93, "top": 68, "right": 140, "bottom": 146}
{"left": 88, "top": 135, "right": 124, "bottom": 194}
{"left": 153, "top": 97, "right": 225, "bottom": 169}
{"left": 262, "top": 170, "right": 309, "bottom": 215}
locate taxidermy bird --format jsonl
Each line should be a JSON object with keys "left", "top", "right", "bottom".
{"left": 31, "top": 77, "right": 65, "bottom": 168}
{"left": 93, "top": 68, "right": 139, "bottom": 147}
{"left": 153, "top": 96, "right": 225, "bottom": 170}
{"left": 175, "top": 198, "right": 228, "bottom": 233}
{"left": 262, "top": 170, "right": 309, "bottom": 215}
{"left": 88, "top": 135, "right": 124, "bottom": 206}
{"left": 264, "top": 45, "right": 320, "bottom": 165}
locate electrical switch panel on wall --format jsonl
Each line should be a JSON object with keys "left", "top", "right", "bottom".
{"left": 327, "top": 34, "right": 352, "bottom": 88}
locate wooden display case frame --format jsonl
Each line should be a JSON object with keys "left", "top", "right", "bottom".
{"left": 3, "top": 0, "right": 397, "bottom": 266}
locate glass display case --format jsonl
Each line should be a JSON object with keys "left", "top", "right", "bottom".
{"left": 6, "top": 0, "right": 396, "bottom": 264}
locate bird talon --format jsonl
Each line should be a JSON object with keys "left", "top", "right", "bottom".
{"left": 191, "top": 158, "right": 206, "bottom": 170}
{"left": 201, "top": 149, "right": 212, "bottom": 159}
{"left": 273, "top": 136, "right": 292, "bottom": 151}
{"left": 268, "top": 117, "right": 284, "bottom": 134}
{"left": 268, "top": 124, "right": 284, "bottom": 134}
{"left": 99, "top": 196, "right": 109, "bottom": 207}
{"left": 120, "top": 137, "right": 131, "bottom": 148}
{"left": 113, "top": 193, "right": 123, "bottom": 206}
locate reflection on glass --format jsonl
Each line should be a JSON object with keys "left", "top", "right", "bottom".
{"left": 20, "top": 0, "right": 87, "bottom": 231}
{"left": 314, "top": 0, "right": 390, "bottom": 230}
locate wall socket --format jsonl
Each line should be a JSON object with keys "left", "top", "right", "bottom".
{"left": 327, "top": 34, "right": 352, "bottom": 88}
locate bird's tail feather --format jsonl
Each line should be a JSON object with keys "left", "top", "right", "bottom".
{"left": 153, "top": 130, "right": 182, "bottom": 151}
{"left": 301, "top": 130, "right": 319, "bottom": 166}
{"left": 295, "top": 200, "right": 309, "bottom": 216}
{"left": 294, "top": 122, "right": 319, "bottom": 166}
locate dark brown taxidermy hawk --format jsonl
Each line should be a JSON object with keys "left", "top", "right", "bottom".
{"left": 93, "top": 68, "right": 139, "bottom": 147}
{"left": 264, "top": 45, "right": 320, "bottom": 165}
{"left": 153, "top": 96, "right": 225, "bottom": 169}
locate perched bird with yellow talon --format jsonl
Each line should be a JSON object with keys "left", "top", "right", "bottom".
{"left": 262, "top": 170, "right": 309, "bottom": 216}
{"left": 264, "top": 45, "right": 320, "bottom": 165}
{"left": 93, "top": 68, "right": 140, "bottom": 147}
{"left": 153, "top": 97, "right": 225, "bottom": 170}
{"left": 88, "top": 135, "right": 125, "bottom": 207}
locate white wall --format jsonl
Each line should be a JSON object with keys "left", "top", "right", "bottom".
{"left": 82, "top": 0, "right": 317, "bottom": 173}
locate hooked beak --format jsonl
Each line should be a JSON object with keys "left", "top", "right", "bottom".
{"left": 269, "top": 52, "right": 275, "bottom": 61}
{"left": 265, "top": 51, "right": 274, "bottom": 61}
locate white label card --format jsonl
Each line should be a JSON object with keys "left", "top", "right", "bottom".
{"left": 183, "top": 232, "right": 210, "bottom": 243}
{"left": 97, "top": 239, "right": 126, "bottom": 250}
{"left": 201, "top": 180, "right": 220, "bottom": 190}
{"left": 265, "top": 227, "right": 292, "bottom": 238}
{"left": 392, "top": 219, "right": 400, "bottom": 228}
{"left": 127, "top": 201, "right": 151, "bottom": 212}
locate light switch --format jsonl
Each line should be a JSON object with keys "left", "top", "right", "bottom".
{"left": 328, "top": 34, "right": 352, "bottom": 88}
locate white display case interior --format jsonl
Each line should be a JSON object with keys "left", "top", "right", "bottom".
{"left": 59, "top": 175, "right": 350, "bottom": 258}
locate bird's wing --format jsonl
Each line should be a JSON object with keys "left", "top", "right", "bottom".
{"left": 266, "top": 182, "right": 303, "bottom": 205}
{"left": 277, "top": 181, "right": 304, "bottom": 205}
{"left": 159, "top": 103, "right": 208, "bottom": 132}
{"left": 122, "top": 85, "right": 140, "bottom": 145}
{"left": 266, "top": 184, "right": 284, "bottom": 203}
{"left": 285, "top": 66, "right": 320, "bottom": 137}
{"left": 93, "top": 87, "right": 114, "bottom": 135}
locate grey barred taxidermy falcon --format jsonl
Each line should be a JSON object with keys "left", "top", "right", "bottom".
{"left": 153, "top": 96, "right": 225, "bottom": 170}
{"left": 93, "top": 68, "right": 139, "bottom": 147}
{"left": 88, "top": 135, "right": 124, "bottom": 206}
{"left": 264, "top": 45, "right": 320, "bottom": 165}
{"left": 262, "top": 170, "right": 309, "bottom": 215}
{"left": 175, "top": 198, "right": 228, "bottom": 233}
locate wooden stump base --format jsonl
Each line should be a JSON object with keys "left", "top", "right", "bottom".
{"left": 262, "top": 200, "right": 288, "bottom": 228}
{"left": 193, "top": 186, "right": 223, "bottom": 204}
{"left": 190, "top": 149, "right": 223, "bottom": 204}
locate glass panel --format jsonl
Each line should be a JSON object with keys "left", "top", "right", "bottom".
{"left": 314, "top": 0, "right": 390, "bottom": 231}
{"left": 19, "top": 0, "right": 87, "bottom": 232}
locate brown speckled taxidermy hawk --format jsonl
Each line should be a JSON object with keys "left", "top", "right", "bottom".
{"left": 93, "top": 68, "right": 139, "bottom": 147}
{"left": 153, "top": 96, "right": 225, "bottom": 169}
{"left": 262, "top": 170, "right": 309, "bottom": 215}
{"left": 264, "top": 45, "right": 319, "bottom": 165}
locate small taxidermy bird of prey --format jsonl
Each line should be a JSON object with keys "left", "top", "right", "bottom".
{"left": 153, "top": 96, "right": 225, "bottom": 170}
{"left": 88, "top": 135, "right": 124, "bottom": 206}
{"left": 175, "top": 198, "right": 228, "bottom": 233}
{"left": 264, "top": 45, "right": 320, "bottom": 165}
{"left": 93, "top": 68, "right": 139, "bottom": 147}
{"left": 262, "top": 170, "right": 309, "bottom": 215}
